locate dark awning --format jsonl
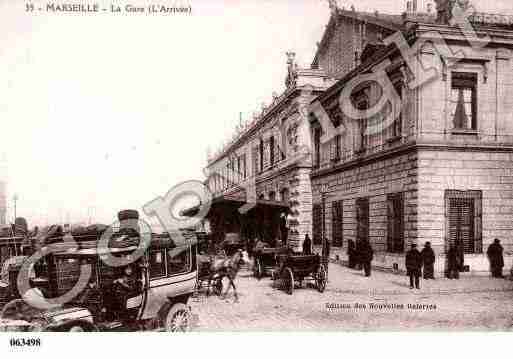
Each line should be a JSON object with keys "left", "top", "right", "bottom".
{"left": 180, "top": 195, "right": 289, "bottom": 218}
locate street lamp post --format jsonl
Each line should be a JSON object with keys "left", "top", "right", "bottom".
{"left": 320, "top": 184, "right": 329, "bottom": 277}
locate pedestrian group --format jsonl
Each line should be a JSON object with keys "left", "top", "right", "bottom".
{"left": 343, "top": 238, "right": 506, "bottom": 289}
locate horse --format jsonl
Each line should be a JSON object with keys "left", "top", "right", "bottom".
{"left": 207, "top": 249, "right": 249, "bottom": 302}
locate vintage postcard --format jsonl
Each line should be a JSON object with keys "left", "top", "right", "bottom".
{"left": 0, "top": 0, "right": 513, "bottom": 344}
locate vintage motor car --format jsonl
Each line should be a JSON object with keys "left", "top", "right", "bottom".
{"left": 0, "top": 212, "right": 198, "bottom": 332}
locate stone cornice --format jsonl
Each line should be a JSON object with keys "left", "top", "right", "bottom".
{"left": 311, "top": 141, "right": 513, "bottom": 179}
{"left": 207, "top": 85, "right": 326, "bottom": 168}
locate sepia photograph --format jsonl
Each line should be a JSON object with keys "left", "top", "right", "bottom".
{"left": 0, "top": 0, "right": 513, "bottom": 351}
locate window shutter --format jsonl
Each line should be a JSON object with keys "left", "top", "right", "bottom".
{"left": 474, "top": 192, "right": 483, "bottom": 254}
{"left": 446, "top": 190, "right": 481, "bottom": 254}
{"left": 387, "top": 197, "right": 394, "bottom": 252}
{"left": 332, "top": 201, "right": 343, "bottom": 247}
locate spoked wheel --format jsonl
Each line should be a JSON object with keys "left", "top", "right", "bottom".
{"left": 316, "top": 265, "right": 327, "bottom": 293}
{"left": 164, "top": 303, "right": 191, "bottom": 332}
{"left": 282, "top": 267, "right": 294, "bottom": 295}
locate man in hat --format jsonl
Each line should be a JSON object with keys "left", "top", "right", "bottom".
{"left": 405, "top": 243, "right": 422, "bottom": 289}
{"left": 487, "top": 238, "right": 504, "bottom": 278}
{"left": 359, "top": 240, "right": 373, "bottom": 277}
{"left": 421, "top": 242, "right": 436, "bottom": 280}
{"left": 302, "top": 233, "right": 312, "bottom": 255}
{"left": 447, "top": 244, "right": 462, "bottom": 279}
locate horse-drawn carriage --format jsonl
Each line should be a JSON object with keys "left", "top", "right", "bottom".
{"left": 182, "top": 196, "right": 289, "bottom": 298}
{"left": 252, "top": 245, "right": 288, "bottom": 279}
{"left": 0, "top": 210, "right": 198, "bottom": 332}
{"left": 273, "top": 252, "right": 327, "bottom": 295}
{"left": 194, "top": 232, "right": 249, "bottom": 299}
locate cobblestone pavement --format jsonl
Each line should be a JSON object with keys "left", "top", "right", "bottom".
{"left": 190, "top": 263, "right": 513, "bottom": 331}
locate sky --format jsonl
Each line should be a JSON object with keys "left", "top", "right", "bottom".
{"left": 0, "top": 0, "right": 512, "bottom": 226}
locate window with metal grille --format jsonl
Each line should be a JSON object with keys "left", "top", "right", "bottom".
{"left": 356, "top": 198, "right": 369, "bottom": 242}
{"left": 332, "top": 200, "right": 343, "bottom": 247}
{"left": 387, "top": 193, "right": 404, "bottom": 253}
{"left": 445, "top": 190, "right": 482, "bottom": 254}
{"left": 450, "top": 72, "right": 477, "bottom": 130}
{"left": 313, "top": 204, "right": 322, "bottom": 245}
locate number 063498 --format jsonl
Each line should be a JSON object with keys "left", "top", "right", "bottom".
{"left": 9, "top": 337, "right": 41, "bottom": 347}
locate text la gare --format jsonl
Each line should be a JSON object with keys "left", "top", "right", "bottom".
{"left": 111, "top": 5, "right": 145, "bottom": 13}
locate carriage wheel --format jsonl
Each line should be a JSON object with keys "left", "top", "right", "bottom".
{"left": 316, "top": 265, "right": 327, "bottom": 293}
{"left": 213, "top": 278, "right": 223, "bottom": 296}
{"left": 282, "top": 267, "right": 294, "bottom": 295}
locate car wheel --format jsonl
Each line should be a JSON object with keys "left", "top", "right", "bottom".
{"left": 164, "top": 303, "right": 191, "bottom": 332}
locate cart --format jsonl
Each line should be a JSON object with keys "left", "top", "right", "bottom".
{"left": 253, "top": 246, "right": 288, "bottom": 279}
{"left": 273, "top": 253, "right": 327, "bottom": 295}
{"left": 195, "top": 254, "right": 224, "bottom": 296}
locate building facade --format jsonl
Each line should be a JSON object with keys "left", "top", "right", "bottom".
{"left": 309, "top": 10, "right": 513, "bottom": 275}
{"left": 205, "top": 54, "right": 333, "bottom": 251}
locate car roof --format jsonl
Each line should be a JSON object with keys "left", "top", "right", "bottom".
{"left": 52, "top": 245, "right": 140, "bottom": 259}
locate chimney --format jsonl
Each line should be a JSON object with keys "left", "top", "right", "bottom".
{"left": 427, "top": 3, "right": 433, "bottom": 14}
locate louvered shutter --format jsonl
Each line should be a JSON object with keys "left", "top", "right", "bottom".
{"left": 332, "top": 201, "right": 343, "bottom": 247}
{"left": 446, "top": 190, "right": 480, "bottom": 254}
{"left": 474, "top": 193, "right": 483, "bottom": 253}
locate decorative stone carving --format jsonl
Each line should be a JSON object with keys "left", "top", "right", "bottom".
{"left": 285, "top": 51, "right": 298, "bottom": 89}
{"left": 435, "top": 0, "right": 471, "bottom": 24}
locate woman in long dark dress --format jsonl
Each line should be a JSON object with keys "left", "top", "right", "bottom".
{"left": 421, "top": 242, "right": 436, "bottom": 279}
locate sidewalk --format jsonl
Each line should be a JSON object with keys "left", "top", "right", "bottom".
{"left": 326, "top": 260, "right": 513, "bottom": 296}
{"left": 190, "top": 263, "right": 513, "bottom": 330}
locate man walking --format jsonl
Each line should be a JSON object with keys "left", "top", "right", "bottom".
{"left": 405, "top": 243, "right": 422, "bottom": 289}
{"left": 421, "top": 242, "right": 436, "bottom": 279}
{"left": 487, "top": 238, "right": 504, "bottom": 278}
{"left": 447, "top": 244, "right": 462, "bottom": 279}
{"left": 359, "top": 240, "right": 373, "bottom": 277}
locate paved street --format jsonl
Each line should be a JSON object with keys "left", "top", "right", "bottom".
{"left": 190, "top": 263, "right": 513, "bottom": 331}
